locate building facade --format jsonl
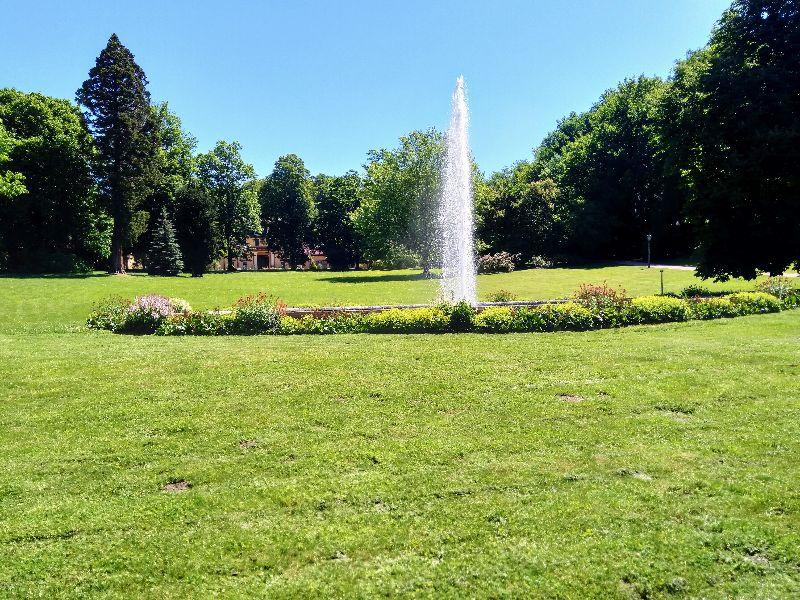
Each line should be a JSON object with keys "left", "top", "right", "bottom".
{"left": 214, "top": 235, "right": 328, "bottom": 271}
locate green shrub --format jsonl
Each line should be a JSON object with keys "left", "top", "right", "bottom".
{"left": 680, "top": 284, "right": 711, "bottom": 298}
{"left": 169, "top": 297, "right": 192, "bottom": 314}
{"left": 156, "top": 312, "right": 230, "bottom": 335}
{"left": 116, "top": 295, "right": 176, "bottom": 334}
{"left": 529, "top": 302, "right": 594, "bottom": 332}
{"left": 528, "top": 255, "right": 553, "bottom": 269}
{"left": 373, "top": 243, "right": 419, "bottom": 270}
{"left": 474, "top": 303, "right": 594, "bottom": 333}
{"left": 87, "top": 296, "right": 132, "bottom": 331}
{"left": 447, "top": 301, "right": 476, "bottom": 332}
{"left": 361, "top": 307, "right": 450, "bottom": 333}
{"left": 689, "top": 297, "right": 739, "bottom": 320}
{"left": 727, "top": 292, "right": 781, "bottom": 315}
{"left": 626, "top": 296, "right": 691, "bottom": 324}
{"left": 477, "top": 252, "right": 519, "bottom": 273}
{"left": 486, "top": 289, "right": 517, "bottom": 302}
{"left": 230, "top": 293, "right": 283, "bottom": 335}
{"left": 573, "top": 283, "right": 629, "bottom": 327}
{"left": 782, "top": 289, "right": 800, "bottom": 309}
{"left": 474, "top": 306, "right": 515, "bottom": 333}
{"left": 279, "top": 314, "right": 364, "bottom": 335}
{"left": 88, "top": 295, "right": 194, "bottom": 333}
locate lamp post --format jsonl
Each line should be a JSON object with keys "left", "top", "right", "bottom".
{"left": 646, "top": 234, "right": 653, "bottom": 269}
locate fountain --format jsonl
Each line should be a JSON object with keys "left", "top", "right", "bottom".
{"left": 438, "top": 76, "right": 477, "bottom": 305}
{"left": 279, "top": 77, "right": 558, "bottom": 320}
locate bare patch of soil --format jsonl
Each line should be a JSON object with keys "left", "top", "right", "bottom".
{"left": 558, "top": 394, "right": 585, "bottom": 403}
{"left": 162, "top": 480, "right": 192, "bottom": 493}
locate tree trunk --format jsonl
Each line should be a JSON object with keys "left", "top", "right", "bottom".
{"left": 226, "top": 243, "right": 236, "bottom": 272}
{"left": 109, "top": 226, "right": 126, "bottom": 274}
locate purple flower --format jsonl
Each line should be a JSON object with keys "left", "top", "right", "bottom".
{"left": 129, "top": 295, "right": 174, "bottom": 318}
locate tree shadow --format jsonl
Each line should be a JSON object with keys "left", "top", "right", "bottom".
{"left": 0, "top": 272, "right": 112, "bottom": 279}
{"left": 324, "top": 272, "right": 434, "bottom": 284}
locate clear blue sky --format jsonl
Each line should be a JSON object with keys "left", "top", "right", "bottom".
{"left": 2, "top": 0, "right": 730, "bottom": 177}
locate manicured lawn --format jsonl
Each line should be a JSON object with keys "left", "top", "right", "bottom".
{"left": 0, "top": 265, "right": 768, "bottom": 333}
{"left": 1, "top": 270, "right": 798, "bottom": 597}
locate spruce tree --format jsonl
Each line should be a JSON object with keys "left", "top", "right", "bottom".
{"left": 77, "top": 33, "right": 158, "bottom": 273}
{"left": 147, "top": 206, "right": 183, "bottom": 275}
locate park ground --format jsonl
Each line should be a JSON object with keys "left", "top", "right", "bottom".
{"left": 1, "top": 266, "right": 799, "bottom": 597}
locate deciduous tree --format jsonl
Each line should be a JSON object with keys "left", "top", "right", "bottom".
{"left": 664, "top": 0, "right": 800, "bottom": 279}
{"left": 196, "top": 140, "right": 258, "bottom": 271}
{"left": 313, "top": 171, "right": 362, "bottom": 269}
{"left": 174, "top": 179, "right": 220, "bottom": 277}
{"left": 260, "top": 154, "right": 315, "bottom": 268}
{"left": 0, "top": 89, "right": 109, "bottom": 272}
{"left": 354, "top": 129, "right": 443, "bottom": 274}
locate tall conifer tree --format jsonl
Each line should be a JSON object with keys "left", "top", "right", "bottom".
{"left": 77, "top": 33, "right": 158, "bottom": 273}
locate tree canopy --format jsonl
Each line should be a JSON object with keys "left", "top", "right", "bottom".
{"left": 2, "top": 1, "right": 798, "bottom": 279}
{"left": 313, "top": 171, "right": 362, "bottom": 270}
{"left": 0, "top": 89, "right": 108, "bottom": 272}
{"left": 259, "top": 154, "right": 315, "bottom": 268}
{"left": 196, "top": 140, "right": 258, "bottom": 271}
{"left": 355, "top": 129, "right": 443, "bottom": 272}
{"left": 664, "top": 0, "right": 800, "bottom": 279}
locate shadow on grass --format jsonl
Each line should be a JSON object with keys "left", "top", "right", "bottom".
{"left": 324, "top": 272, "right": 434, "bottom": 284}
{"left": 0, "top": 272, "right": 112, "bottom": 279}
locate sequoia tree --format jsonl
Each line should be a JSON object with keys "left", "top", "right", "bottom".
{"left": 77, "top": 34, "right": 158, "bottom": 273}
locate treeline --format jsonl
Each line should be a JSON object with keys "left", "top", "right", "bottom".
{"left": 1, "top": 0, "right": 797, "bottom": 279}
{"left": 476, "top": 0, "right": 799, "bottom": 279}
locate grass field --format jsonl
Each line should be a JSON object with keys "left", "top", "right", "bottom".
{"left": 1, "top": 268, "right": 799, "bottom": 597}
{"left": 0, "top": 265, "right": 769, "bottom": 333}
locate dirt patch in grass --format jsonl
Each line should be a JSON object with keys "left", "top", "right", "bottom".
{"left": 162, "top": 480, "right": 192, "bottom": 493}
{"left": 238, "top": 439, "right": 259, "bottom": 450}
{"left": 616, "top": 468, "right": 653, "bottom": 481}
{"left": 558, "top": 394, "right": 585, "bottom": 403}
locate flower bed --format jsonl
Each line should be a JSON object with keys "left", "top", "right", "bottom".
{"left": 87, "top": 285, "right": 795, "bottom": 336}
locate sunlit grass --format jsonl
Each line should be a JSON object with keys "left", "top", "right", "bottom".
{"left": 0, "top": 269, "right": 797, "bottom": 596}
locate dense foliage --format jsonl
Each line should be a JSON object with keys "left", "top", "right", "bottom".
{"left": 259, "top": 154, "right": 315, "bottom": 268}
{"left": 196, "top": 141, "right": 259, "bottom": 270}
{"left": 664, "top": 0, "right": 800, "bottom": 279}
{"left": 173, "top": 179, "right": 219, "bottom": 276}
{"left": 354, "top": 129, "right": 443, "bottom": 274}
{"left": 313, "top": 171, "right": 362, "bottom": 269}
{"left": 0, "top": 89, "right": 108, "bottom": 272}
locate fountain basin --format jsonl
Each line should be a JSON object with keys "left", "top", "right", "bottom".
{"left": 282, "top": 300, "right": 568, "bottom": 319}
